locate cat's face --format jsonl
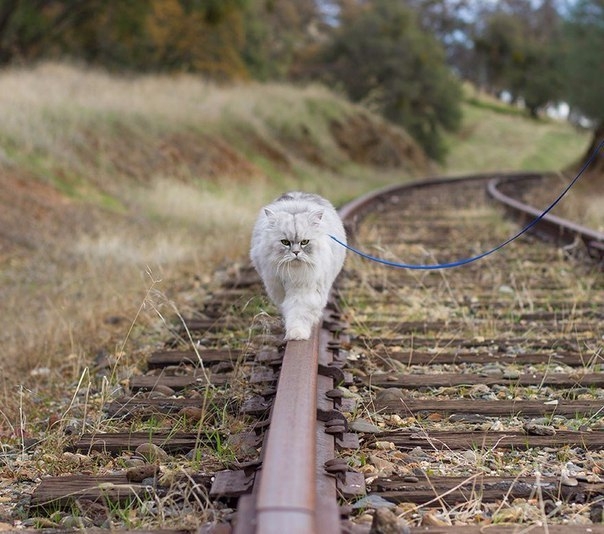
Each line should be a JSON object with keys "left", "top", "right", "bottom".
{"left": 264, "top": 208, "right": 323, "bottom": 267}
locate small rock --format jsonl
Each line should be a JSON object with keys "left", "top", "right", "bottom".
{"left": 383, "top": 414, "right": 404, "bottom": 426}
{"left": 502, "top": 368, "right": 520, "bottom": 379}
{"left": 370, "top": 507, "right": 411, "bottom": 534}
{"left": 148, "top": 385, "right": 176, "bottom": 397}
{"left": 373, "top": 441, "right": 395, "bottom": 450}
{"left": 408, "top": 446, "right": 431, "bottom": 460}
{"left": 357, "top": 513, "right": 374, "bottom": 524}
{"left": 135, "top": 443, "right": 169, "bottom": 462}
{"left": 481, "top": 365, "right": 503, "bottom": 377}
{"left": 126, "top": 464, "right": 160, "bottom": 482}
{"left": 369, "top": 455, "right": 395, "bottom": 476}
{"left": 469, "top": 384, "right": 491, "bottom": 398}
{"left": 463, "top": 450, "right": 477, "bottom": 463}
{"left": 560, "top": 468, "right": 579, "bottom": 487}
{"left": 178, "top": 406, "right": 205, "bottom": 422}
{"left": 123, "top": 457, "right": 146, "bottom": 468}
{"left": 60, "top": 516, "right": 94, "bottom": 529}
{"left": 352, "top": 494, "right": 396, "bottom": 510}
{"left": 523, "top": 422, "right": 556, "bottom": 436}
{"left": 375, "top": 389, "right": 404, "bottom": 405}
{"left": 490, "top": 420, "right": 505, "bottom": 431}
{"left": 421, "top": 511, "right": 449, "bottom": 526}
{"left": 350, "top": 419, "right": 382, "bottom": 434}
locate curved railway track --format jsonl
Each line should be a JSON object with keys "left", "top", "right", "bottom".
{"left": 24, "top": 172, "right": 604, "bottom": 533}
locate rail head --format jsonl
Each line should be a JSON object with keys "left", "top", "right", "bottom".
{"left": 250, "top": 171, "right": 603, "bottom": 534}
{"left": 487, "top": 175, "right": 604, "bottom": 261}
{"left": 339, "top": 172, "right": 603, "bottom": 265}
{"left": 255, "top": 327, "right": 320, "bottom": 534}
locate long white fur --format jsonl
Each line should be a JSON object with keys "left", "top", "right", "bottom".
{"left": 250, "top": 192, "right": 346, "bottom": 340}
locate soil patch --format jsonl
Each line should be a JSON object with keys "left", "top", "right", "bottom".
{"left": 331, "top": 113, "right": 428, "bottom": 171}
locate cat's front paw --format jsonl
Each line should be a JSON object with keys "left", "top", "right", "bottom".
{"left": 284, "top": 325, "right": 311, "bottom": 341}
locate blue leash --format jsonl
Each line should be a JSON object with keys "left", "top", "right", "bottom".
{"left": 330, "top": 139, "right": 604, "bottom": 270}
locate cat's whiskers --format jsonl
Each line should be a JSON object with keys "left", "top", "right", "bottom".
{"left": 276, "top": 255, "right": 314, "bottom": 280}
{"left": 276, "top": 256, "right": 293, "bottom": 278}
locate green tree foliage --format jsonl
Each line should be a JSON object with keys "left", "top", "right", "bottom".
{"left": 242, "top": 0, "right": 321, "bottom": 80}
{"left": 473, "top": 12, "right": 525, "bottom": 94}
{"left": 472, "top": 0, "right": 563, "bottom": 117}
{"left": 0, "top": 0, "right": 250, "bottom": 80}
{"left": 403, "top": 0, "right": 475, "bottom": 69}
{"left": 562, "top": 0, "right": 604, "bottom": 170}
{"left": 563, "top": 0, "right": 604, "bottom": 127}
{"left": 0, "top": 0, "right": 92, "bottom": 65}
{"left": 314, "top": 0, "right": 462, "bottom": 161}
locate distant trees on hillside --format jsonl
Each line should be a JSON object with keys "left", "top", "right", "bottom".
{"left": 470, "top": 0, "right": 563, "bottom": 117}
{"left": 561, "top": 0, "right": 604, "bottom": 171}
{"left": 0, "top": 0, "right": 601, "bottom": 165}
{"left": 312, "top": 0, "right": 462, "bottom": 161}
{"left": 0, "top": 0, "right": 249, "bottom": 79}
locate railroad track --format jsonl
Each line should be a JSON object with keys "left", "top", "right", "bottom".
{"left": 23, "top": 172, "right": 604, "bottom": 533}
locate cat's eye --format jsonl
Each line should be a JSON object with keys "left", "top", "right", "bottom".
{"left": 280, "top": 239, "right": 291, "bottom": 246}
{"left": 300, "top": 239, "right": 309, "bottom": 246}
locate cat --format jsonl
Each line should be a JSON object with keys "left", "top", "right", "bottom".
{"left": 250, "top": 192, "right": 347, "bottom": 341}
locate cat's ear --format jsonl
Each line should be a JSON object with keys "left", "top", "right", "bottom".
{"left": 264, "top": 208, "right": 280, "bottom": 227}
{"left": 309, "top": 210, "right": 324, "bottom": 226}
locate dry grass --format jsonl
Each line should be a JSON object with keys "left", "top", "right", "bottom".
{"left": 0, "top": 62, "right": 593, "bottom": 436}
{"left": 445, "top": 87, "right": 603, "bottom": 231}
{"left": 444, "top": 87, "right": 591, "bottom": 174}
{"left": 0, "top": 62, "right": 597, "bottom": 529}
{"left": 338, "top": 198, "right": 604, "bottom": 529}
{"left": 0, "top": 62, "right": 424, "bottom": 433}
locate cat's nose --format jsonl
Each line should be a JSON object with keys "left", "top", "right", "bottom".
{"left": 292, "top": 250, "right": 300, "bottom": 256}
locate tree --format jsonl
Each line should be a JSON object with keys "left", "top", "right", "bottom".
{"left": 242, "top": 0, "right": 322, "bottom": 80}
{"left": 562, "top": 0, "right": 604, "bottom": 173}
{"left": 0, "top": 0, "right": 93, "bottom": 65}
{"left": 144, "top": 0, "right": 248, "bottom": 79}
{"left": 314, "top": 0, "right": 462, "bottom": 161}
{"left": 472, "top": 0, "right": 563, "bottom": 115}
{"left": 403, "top": 0, "right": 475, "bottom": 71}
{"left": 473, "top": 11, "right": 525, "bottom": 95}
{"left": 0, "top": 0, "right": 250, "bottom": 80}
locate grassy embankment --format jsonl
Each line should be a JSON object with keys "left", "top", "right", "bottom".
{"left": 445, "top": 88, "right": 599, "bottom": 229}
{"left": 0, "top": 63, "right": 592, "bottom": 427}
{"left": 0, "top": 62, "right": 427, "bottom": 426}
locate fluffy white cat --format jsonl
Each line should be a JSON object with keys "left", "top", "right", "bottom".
{"left": 250, "top": 192, "right": 347, "bottom": 341}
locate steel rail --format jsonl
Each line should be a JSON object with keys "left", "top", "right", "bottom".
{"left": 487, "top": 174, "right": 604, "bottom": 262}
{"left": 245, "top": 317, "right": 340, "bottom": 534}
{"left": 337, "top": 172, "right": 537, "bottom": 235}
{"left": 255, "top": 327, "right": 320, "bottom": 534}
{"left": 243, "top": 171, "right": 602, "bottom": 534}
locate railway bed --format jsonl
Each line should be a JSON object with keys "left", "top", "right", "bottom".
{"left": 18, "top": 173, "right": 604, "bottom": 533}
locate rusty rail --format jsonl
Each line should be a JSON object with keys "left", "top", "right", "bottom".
{"left": 488, "top": 174, "right": 604, "bottom": 262}
{"left": 255, "top": 327, "right": 319, "bottom": 534}
{"left": 237, "top": 317, "right": 342, "bottom": 534}
{"left": 244, "top": 171, "right": 604, "bottom": 533}
{"left": 26, "top": 171, "right": 604, "bottom": 533}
